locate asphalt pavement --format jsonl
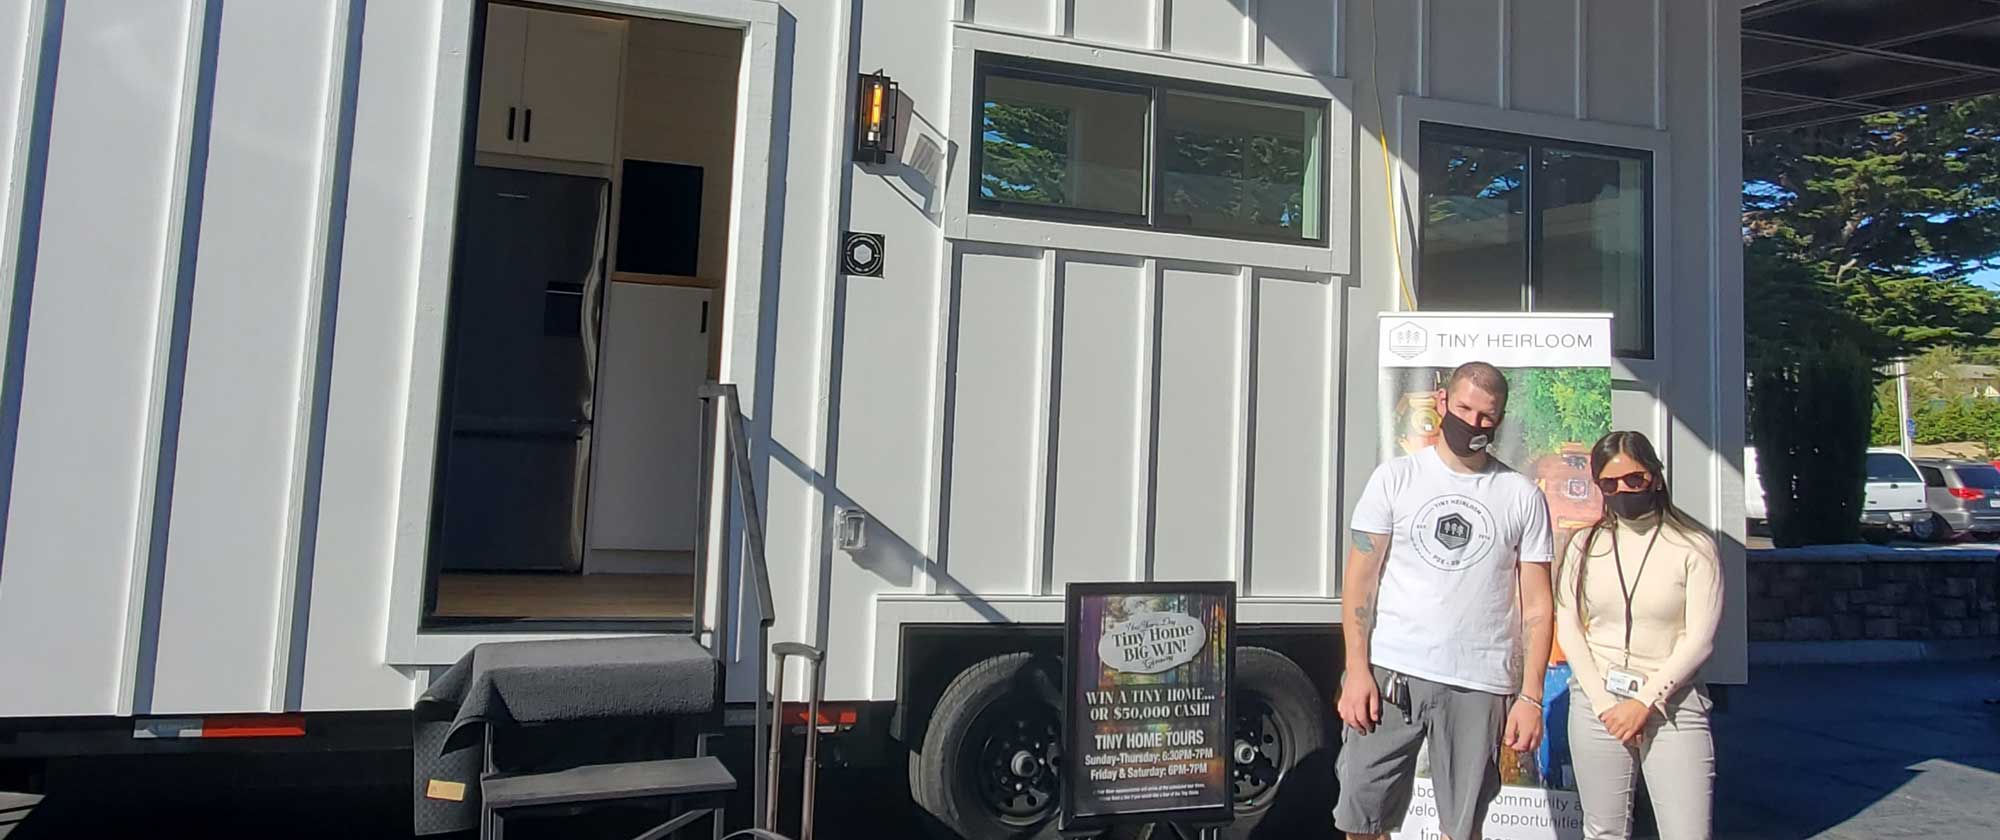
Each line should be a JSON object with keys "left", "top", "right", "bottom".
{"left": 1710, "top": 660, "right": 2000, "bottom": 840}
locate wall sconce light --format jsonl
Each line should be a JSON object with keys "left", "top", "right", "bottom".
{"left": 833, "top": 507, "right": 869, "bottom": 551}
{"left": 855, "top": 72, "right": 899, "bottom": 165}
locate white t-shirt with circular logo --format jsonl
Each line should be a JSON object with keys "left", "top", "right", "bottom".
{"left": 1350, "top": 446, "right": 1554, "bottom": 694}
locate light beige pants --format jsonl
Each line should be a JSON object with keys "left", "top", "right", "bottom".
{"left": 1567, "top": 682, "right": 1715, "bottom": 840}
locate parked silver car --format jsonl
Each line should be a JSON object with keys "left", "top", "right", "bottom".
{"left": 1914, "top": 459, "right": 2000, "bottom": 541}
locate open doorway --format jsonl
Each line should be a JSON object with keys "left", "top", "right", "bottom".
{"left": 424, "top": 1, "right": 741, "bottom": 625}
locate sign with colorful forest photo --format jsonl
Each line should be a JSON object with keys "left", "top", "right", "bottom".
{"left": 1061, "top": 582, "right": 1235, "bottom": 832}
{"left": 1378, "top": 313, "right": 1613, "bottom": 839}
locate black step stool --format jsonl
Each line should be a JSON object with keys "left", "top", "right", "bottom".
{"left": 482, "top": 755, "right": 735, "bottom": 840}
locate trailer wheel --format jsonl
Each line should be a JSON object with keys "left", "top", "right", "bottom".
{"left": 1221, "top": 647, "right": 1329, "bottom": 838}
{"left": 913, "top": 652, "right": 1068, "bottom": 839}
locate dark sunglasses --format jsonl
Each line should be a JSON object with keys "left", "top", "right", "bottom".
{"left": 1596, "top": 472, "right": 1654, "bottom": 493}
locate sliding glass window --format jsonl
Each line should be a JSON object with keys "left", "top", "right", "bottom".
{"left": 977, "top": 71, "right": 1151, "bottom": 220}
{"left": 1418, "top": 123, "right": 1653, "bottom": 357}
{"left": 972, "top": 57, "right": 1327, "bottom": 244}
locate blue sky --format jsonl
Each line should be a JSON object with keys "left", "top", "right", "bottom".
{"left": 1972, "top": 268, "right": 2000, "bottom": 289}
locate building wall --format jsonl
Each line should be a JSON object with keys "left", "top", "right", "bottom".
{"left": 0, "top": 0, "right": 418, "bottom": 717}
{"left": 0, "top": 0, "right": 1744, "bottom": 716}
{"left": 0, "top": 0, "right": 212, "bottom": 717}
{"left": 802, "top": 0, "right": 1747, "bottom": 701}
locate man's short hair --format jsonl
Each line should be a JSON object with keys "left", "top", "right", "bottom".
{"left": 1444, "top": 361, "right": 1509, "bottom": 407}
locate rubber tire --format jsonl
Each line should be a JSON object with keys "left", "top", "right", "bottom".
{"left": 1911, "top": 514, "right": 1942, "bottom": 543}
{"left": 910, "top": 650, "right": 1327, "bottom": 840}
{"left": 912, "top": 653, "right": 1069, "bottom": 840}
{"left": 1922, "top": 513, "right": 1956, "bottom": 543}
{"left": 1220, "top": 647, "right": 1332, "bottom": 839}
{"left": 1118, "top": 648, "right": 1331, "bottom": 840}
{"left": 909, "top": 654, "right": 1159, "bottom": 840}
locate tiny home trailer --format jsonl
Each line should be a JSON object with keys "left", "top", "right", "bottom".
{"left": 0, "top": 0, "right": 1747, "bottom": 836}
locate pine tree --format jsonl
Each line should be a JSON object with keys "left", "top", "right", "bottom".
{"left": 1745, "top": 95, "right": 2000, "bottom": 363}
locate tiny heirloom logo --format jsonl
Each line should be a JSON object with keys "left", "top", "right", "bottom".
{"left": 842, "top": 231, "right": 885, "bottom": 277}
{"left": 1434, "top": 513, "right": 1472, "bottom": 550}
{"left": 1386, "top": 321, "right": 1428, "bottom": 360}
{"left": 1410, "top": 495, "right": 1497, "bottom": 571}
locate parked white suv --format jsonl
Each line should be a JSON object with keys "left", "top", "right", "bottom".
{"left": 1864, "top": 448, "right": 1932, "bottom": 540}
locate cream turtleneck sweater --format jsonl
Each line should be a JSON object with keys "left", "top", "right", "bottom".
{"left": 1554, "top": 515, "right": 1724, "bottom": 714}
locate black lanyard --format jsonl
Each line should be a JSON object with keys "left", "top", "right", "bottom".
{"left": 1611, "top": 521, "right": 1663, "bottom": 668}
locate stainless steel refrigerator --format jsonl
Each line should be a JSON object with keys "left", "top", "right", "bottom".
{"left": 432, "top": 165, "right": 608, "bottom": 573}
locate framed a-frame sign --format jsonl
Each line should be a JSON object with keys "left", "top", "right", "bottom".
{"left": 1061, "top": 581, "right": 1236, "bottom": 835}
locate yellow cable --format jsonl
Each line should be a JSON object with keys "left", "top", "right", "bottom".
{"left": 1369, "top": 0, "right": 1418, "bottom": 312}
{"left": 1381, "top": 128, "right": 1417, "bottom": 311}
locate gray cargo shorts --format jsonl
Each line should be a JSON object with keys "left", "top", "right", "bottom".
{"left": 1334, "top": 666, "right": 1506, "bottom": 840}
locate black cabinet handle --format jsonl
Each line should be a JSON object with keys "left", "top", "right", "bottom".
{"left": 506, "top": 106, "right": 515, "bottom": 140}
{"left": 700, "top": 300, "right": 709, "bottom": 334}
{"left": 523, "top": 108, "right": 533, "bottom": 143}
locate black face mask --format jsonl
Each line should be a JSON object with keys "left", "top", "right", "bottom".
{"left": 1439, "top": 411, "right": 1493, "bottom": 458}
{"left": 1605, "top": 489, "right": 1664, "bottom": 520}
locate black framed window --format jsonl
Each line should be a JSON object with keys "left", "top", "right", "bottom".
{"left": 977, "top": 71, "right": 1151, "bottom": 219}
{"left": 972, "top": 56, "right": 1327, "bottom": 243}
{"left": 1417, "top": 123, "right": 1654, "bottom": 357}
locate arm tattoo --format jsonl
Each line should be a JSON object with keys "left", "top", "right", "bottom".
{"left": 1345, "top": 530, "right": 1387, "bottom": 653}
{"left": 1351, "top": 530, "right": 1378, "bottom": 553}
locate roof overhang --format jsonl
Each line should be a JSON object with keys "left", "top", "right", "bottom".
{"left": 1742, "top": 0, "right": 2000, "bottom": 133}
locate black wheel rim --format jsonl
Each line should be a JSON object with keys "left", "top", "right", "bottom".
{"left": 1231, "top": 693, "right": 1288, "bottom": 810}
{"left": 962, "top": 693, "right": 1062, "bottom": 827}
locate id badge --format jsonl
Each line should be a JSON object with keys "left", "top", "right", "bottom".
{"left": 1604, "top": 667, "right": 1644, "bottom": 699}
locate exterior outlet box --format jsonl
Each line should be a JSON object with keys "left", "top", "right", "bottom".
{"left": 834, "top": 508, "right": 868, "bottom": 551}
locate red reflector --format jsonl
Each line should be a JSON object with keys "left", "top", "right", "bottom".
{"left": 781, "top": 703, "right": 859, "bottom": 727}
{"left": 1950, "top": 487, "right": 1982, "bottom": 500}
{"left": 201, "top": 714, "right": 307, "bottom": 738}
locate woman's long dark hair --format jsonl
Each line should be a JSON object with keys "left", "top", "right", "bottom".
{"left": 1558, "top": 430, "right": 1703, "bottom": 611}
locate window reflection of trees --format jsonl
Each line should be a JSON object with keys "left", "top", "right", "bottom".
{"left": 1163, "top": 128, "right": 1308, "bottom": 232}
{"left": 981, "top": 100, "right": 1072, "bottom": 205}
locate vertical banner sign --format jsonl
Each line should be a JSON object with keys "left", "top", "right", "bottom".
{"left": 1378, "top": 313, "right": 1613, "bottom": 840}
{"left": 1062, "top": 583, "right": 1236, "bottom": 834}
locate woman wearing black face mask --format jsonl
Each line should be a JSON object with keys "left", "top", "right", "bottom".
{"left": 1553, "top": 431, "right": 1723, "bottom": 840}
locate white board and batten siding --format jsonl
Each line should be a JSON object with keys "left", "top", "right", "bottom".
{"left": 0, "top": 0, "right": 473, "bottom": 718}
{"left": 1368, "top": 0, "right": 1748, "bottom": 690}
{"left": 858, "top": 3, "right": 1356, "bottom": 703}
{"left": 0, "top": 0, "right": 779, "bottom": 720}
{"left": 935, "top": 251, "right": 1339, "bottom": 597}
{"left": 0, "top": 1, "right": 354, "bottom": 718}
{"left": 0, "top": 0, "right": 1743, "bottom": 717}
{"left": 855, "top": 0, "right": 1742, "bottom": 704}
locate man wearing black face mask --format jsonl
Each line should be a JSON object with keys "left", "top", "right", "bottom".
{"left": 1335, "top": 362, "right": 1558, "bottom": 840}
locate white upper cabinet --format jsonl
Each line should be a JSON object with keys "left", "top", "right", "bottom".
{"left": 474, "top": 4, "right": 529, "bottom": 155}
{"left": 476, "top": 5, "right": 626, "bottom": 166}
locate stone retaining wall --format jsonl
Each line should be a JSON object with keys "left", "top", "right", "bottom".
{"left": 1746, "top": 547, "right": 2000, "bottom": 642}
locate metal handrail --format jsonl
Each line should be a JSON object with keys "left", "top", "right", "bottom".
{"left": 695, "top": 382, "right": 786, "bottom": 834}
{"left": 702, "top": 382, "right": 775, "bottom": 624}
